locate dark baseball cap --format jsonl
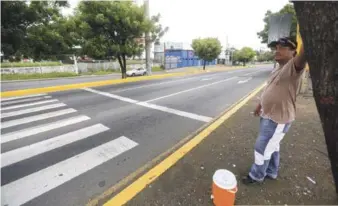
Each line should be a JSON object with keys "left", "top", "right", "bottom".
{"left": 268, "top": 37, "right": 297, "bottom": 50}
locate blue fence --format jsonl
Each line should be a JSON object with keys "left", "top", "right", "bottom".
{"left": 164, "top": 49, "right": 216, "bottom": 69}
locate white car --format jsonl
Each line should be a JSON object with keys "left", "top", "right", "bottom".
{"left": 126, "top": 68, "right": 147, "bottom": 76}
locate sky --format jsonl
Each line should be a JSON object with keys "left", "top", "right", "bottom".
{"left": 63, "top": 0, "right": 290, "bottom": 51}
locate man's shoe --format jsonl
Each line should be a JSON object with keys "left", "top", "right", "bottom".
{"left": 265, "top": 175, "right": 277, "bottom": 180}
{"left": 242, "top": 175, "right": 259, "bottom": 185}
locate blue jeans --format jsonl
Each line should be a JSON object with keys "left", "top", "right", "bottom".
{"left": 249, "top": 117, "right": 291, "bottom": 182}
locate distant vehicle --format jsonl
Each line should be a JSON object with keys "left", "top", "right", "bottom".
{"left": 126, "top": 68, "right": 147, "bottom": 76}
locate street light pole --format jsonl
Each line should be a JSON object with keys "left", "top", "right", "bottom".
{"left": 144, "top": 0, "right": 151, "bottom": 75}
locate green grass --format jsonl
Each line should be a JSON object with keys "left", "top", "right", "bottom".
{"left": 152, "top": 66, "right": 164, "bottom": 72}
{"left": 126, "top": 59, "right": 144, "bottom": 65}
{"left": 1, "top": 72, "right": 78, "bottom": 81}
{"left": 81, "top": 69, "right": 120, "bottom": 75}
{"left": 1, "top": 62, "right": 64, "bottom": 68}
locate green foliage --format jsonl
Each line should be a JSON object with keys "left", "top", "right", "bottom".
{"left": 1, "top": 62, "right": 63, "bottom": 68}
{"left": 233, "top": 47, "right": 256, "bottom": 66}
{"left": 1, "top": 1, "right": 71, "bottom": 59}
{"left": 1, "top": 1, "right": 35, "bottom": 57}
{"left": 1, "top": 0, "right": 167, "bottom": 79}
{"left": 1, "top": 72, "right": 78, "bottom": 80}
{"left": 75, "top": 1, "right": 167, "bottom": 78}
{"left": 256, "top": 51, "right": 274, "bottom": 62}
{"left": 191, "top": 38, "right": 222, "bottom": 70}
{"left": 257, "top": 4, "right": 297, "bottom": 44}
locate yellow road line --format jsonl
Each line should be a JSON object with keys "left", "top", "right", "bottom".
{"left": 103, "top": 82, "right": 267, "bottom": 206}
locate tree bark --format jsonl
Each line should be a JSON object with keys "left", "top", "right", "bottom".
{"left": 122, "top": 54, "right": 127, "bottom": 79}
{"left": 293, "top": 1, "right": 338, "bottom": 194}
{"left": 203, "top": 60, "right": 206, "bottom": 70}
{"left": 117, "top": 55, "right": 126, "bottom": 79}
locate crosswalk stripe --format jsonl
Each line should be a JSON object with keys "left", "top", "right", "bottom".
{"left": 1, "top": 94, "right": 47, "bottom": 102}
{"left": 1, "top": 115, "right": 91, "bottom": 144}
{"left": 1, "top": 108, "right": 77, "bottom": 129}
{"left": 1, "top": 136, "right": 138, "bottom": 206}
{"left": 1, "top": 124, "right": 110, "bottom": 168}
{"left": 1, "top": 103, "right": 66, "bottom": 118}
{"left": 1, "top": 96, "right": 52, "bottom": 106}
{"left": 0, "top": 99, "right": 59, "bottom": 111}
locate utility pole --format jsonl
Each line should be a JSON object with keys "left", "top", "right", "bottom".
{"left": 163, "top": 42, "right": 166, "bottom": 69}
{"left": 144, "top": 0, "right": 151, "bottom": 75}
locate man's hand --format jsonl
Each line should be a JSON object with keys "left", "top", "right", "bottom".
{"left": 254, "top": 103, "right": 262, "bottom": 116}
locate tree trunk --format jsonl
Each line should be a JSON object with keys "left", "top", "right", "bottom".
{"left": 117, "top": 55, "right": 126, "bottom": 79}
{"left": 203, "top": 60, "right": 206, "bottom": 70}
{"left": 122, "top": 54, "right": 127, "bottom": 79}
{"left": 294, "top": 2, "right": 338, "bottom": 194}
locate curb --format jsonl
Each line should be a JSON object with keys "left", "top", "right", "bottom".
{"left": 88, "top": 82, "right": 266, "bottom": 206}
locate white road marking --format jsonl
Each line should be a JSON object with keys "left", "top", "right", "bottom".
{"left": 201, "top": 78, "right": 212, "bottom": 81}
{"left": 112, "top": 71, "right": 235, "bottom": 93}
{"left": 238, "top": 77, "right": 253, "bottom": 84}
{"left": 84, "top": 88, "right": 138, "bottom": 103}
{"left": 244, "top": 70, "right": 262, "bottom": 76}
{"left": 113, "top": 76, "right": 197, "bottom": 93}
{"left": 0, "top": 99, "right": 59, "bottom": 111}
{"left": 1, "top": 108, "right": 77, "bottom": 129}
{"left": 145, "top": 76, "right": 237, "bottom": 103}
{"left": 1, "top": 94, "right": 47, "bottom": 102}
{"left": 1, "top": 115, "right": 90, "bottom": 144}
{"left": 137, "top": 102, "right": 212, "bottom": 122}
{"left": 1, "top": 124, "right": 109, "bottom": 168}
{"left": 1, "top": 96, "right": 52, "bottom": 106}
{"left": 1, "top": 136, "right": 138, "bottom": 206}
{"left": 1, "top": 103, "right": 66, "bottom": 118}
{"left": 83, "top": 88, "right": 212, "bottom": 122}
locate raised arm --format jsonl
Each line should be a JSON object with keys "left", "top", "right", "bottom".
{"left": 294, "top": 44, "right": 307, "bottom": 72}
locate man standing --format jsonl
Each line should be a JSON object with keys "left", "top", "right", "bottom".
{"left": 243, "top": 37, "right": 307, "bottom": 184}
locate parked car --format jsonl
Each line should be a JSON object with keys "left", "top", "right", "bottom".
{"left": 126, "top": 68, "right": 147, "bottom": 76}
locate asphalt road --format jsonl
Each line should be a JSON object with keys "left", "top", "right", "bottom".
{"left": 1, "top": 71, "right": 168, "bottom": 92}
{"left": 1, "top": 65, "right": 272, "bottom": 206}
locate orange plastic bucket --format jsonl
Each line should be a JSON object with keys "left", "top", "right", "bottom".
{"left": 212, "top": 169, "right": 238, "bottom": 206}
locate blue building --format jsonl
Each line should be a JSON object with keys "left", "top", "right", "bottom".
{"left": 164, "top": 49, "right": 216, "bottom": 69}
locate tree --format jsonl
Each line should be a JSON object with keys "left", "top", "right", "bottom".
{"left": 233, "top": 47, "right": 256, "bottom": 66}
{"left": 256, "top": 50, "right": 274, "bottom": 62}
{"left": 293, "top": 2, "right": 338, "bottom": 194}
{"left": 26, "top": 15, "right": 79, "bottom": 60}
{"left": 76, "top": 1, "right": 166, "bottom": 78}
{"left": 257, "top": 4, "right": 297, "bottom": 44}
{"left": 1, "top": 0, "right": 70, "bottom": 60}
{"left": 1, "top": 1, "right": 35, "bottom": 59}
{"left": 191, "top": 38, "right": 222, "bottom": 70}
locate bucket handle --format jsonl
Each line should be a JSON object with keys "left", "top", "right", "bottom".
{"left": 227, "top": 187, "right": 238, "bottom": 194}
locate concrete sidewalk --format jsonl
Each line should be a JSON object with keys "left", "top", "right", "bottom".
{"left": 127, "top": 92, "right": 337, "bottom": 205}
